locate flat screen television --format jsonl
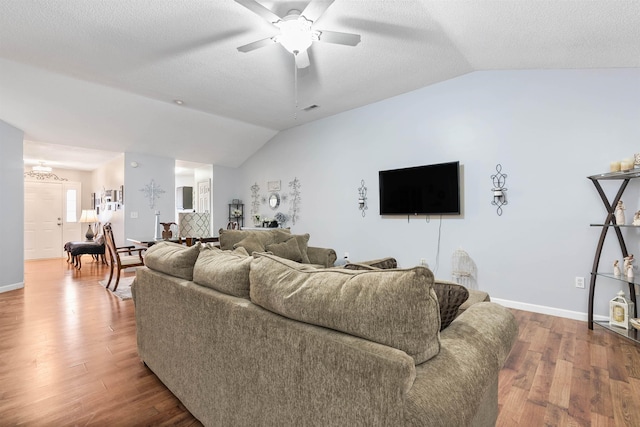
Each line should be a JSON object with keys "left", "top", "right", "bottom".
{"left": 379, "top": 161, "right": 460, "bottom": 215}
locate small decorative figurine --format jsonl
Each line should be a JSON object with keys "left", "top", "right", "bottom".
{"left": 615, "top": 200, "right": 626, "bottom": 225}
{"left": 614, "top": 260, "right": 621, "bottom": 277}
{"left": 633, "top": 211, "right": 640, "bottom": 226}
{"left": 623, "top": 254, "right": 635, "bottom": 278}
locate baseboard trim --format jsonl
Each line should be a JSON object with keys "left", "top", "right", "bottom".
{"left": 0, "top": 281, "right": 24, "bottom": 294}
{"left": 491, "top": 298, "right": 609, "bottom": 322}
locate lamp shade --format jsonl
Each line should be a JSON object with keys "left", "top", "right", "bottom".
{"left": 79, "top": 209, "right": 99, "bottom": 223}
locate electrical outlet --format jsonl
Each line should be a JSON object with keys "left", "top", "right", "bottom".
{"left": 420, "top": 258, "right": 428, "bottom": 267}
{"left": 575, "top": 277, "right": 585, "bottom": 288}
{"left": 130, "top": 211, "right": 138, "bottom": 219}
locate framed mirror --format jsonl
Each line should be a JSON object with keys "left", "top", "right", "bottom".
{"left": 269, "top": 193, "right": 280, "bottom": 210}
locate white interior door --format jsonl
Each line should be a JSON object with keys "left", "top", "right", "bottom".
{"left": 24, "top": 182, "right": 64, "bottom": 259}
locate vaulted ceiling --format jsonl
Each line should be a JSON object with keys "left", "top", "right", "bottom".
{"left": 2, "top": 0, "right": 639, "bottom": 169}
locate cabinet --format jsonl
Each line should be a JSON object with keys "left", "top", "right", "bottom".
{"left": 176, "top": 186, "right": 193, "bottom": 210}
{"left": 588, "top": 169, "right": 639, "bottom": 343}
{"left": 228, "top": 203, "right": 244, "bottom": 229}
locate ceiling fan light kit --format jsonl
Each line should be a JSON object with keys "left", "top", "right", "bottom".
{"left": 275, "top": 13, "right": 315, "bottom": 55}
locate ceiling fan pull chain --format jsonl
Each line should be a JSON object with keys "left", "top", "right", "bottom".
{"left": 293, "top": 52, "right": 298, "bottom": 120}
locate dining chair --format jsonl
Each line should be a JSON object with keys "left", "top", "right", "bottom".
{"left": 103, "top": 223, "right": 145, "bottom": 291}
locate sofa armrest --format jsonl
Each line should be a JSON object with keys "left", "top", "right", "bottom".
{"left": 306, "top": 246, "right": 337, "bottom": 268}
{"left": 404, "top": 302, "right": 518, "bottom": 426}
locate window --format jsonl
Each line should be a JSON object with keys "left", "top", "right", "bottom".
{"left": 66, "top": 189, "right": 77, "bottom": 222}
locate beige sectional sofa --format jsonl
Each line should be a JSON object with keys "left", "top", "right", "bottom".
{"left": 132, "top": 231, "right": 517, "bottom": 426}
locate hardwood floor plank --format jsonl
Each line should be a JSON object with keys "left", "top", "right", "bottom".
{"left": 548, "top": 359, "right": 573, "bottom": 409}
{"left": 528, "top": 359, "right": 555, "bottom": 406}
{"left": 590, "top": 366, "right": 614, "bottom": 418}
{"left": 568, "top": 366, "right": 591, "bottom": 425}
{"left": 2, "top": 259, "right": 640, "bottom": 425}
{"left": 609, "top": 379, "right": 640, "bottom": 427}
{"left": 512, "top": 349, "right": 542, "bottom": 391}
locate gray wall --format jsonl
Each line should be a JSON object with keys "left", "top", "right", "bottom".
{"left": 0, "top": 120, "right": 25, "bottom": 292}
{"left": 239, "top": 69, "right": 640, "bottom": 318}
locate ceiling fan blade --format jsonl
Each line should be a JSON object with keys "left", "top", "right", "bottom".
{"left": 316, "top": 30, "right": 361, "bottom": 46}
{"left": 234, "top": 0, "right": 281, "bottom": 25}
{"left": 295, "top": 50, "right": 311, "bottom": 69}
{"left": 301, "top": 0, "right": 335, "bottom": 23}
{"left": 237, "top": 37, "right": 277, "bottom": 53}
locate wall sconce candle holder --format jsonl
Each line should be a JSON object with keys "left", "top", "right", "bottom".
{"left": 491, "top": 164, "right": 508, "bottom": 216}
{"left": 358, "top": 179, "right": 368, "bottom": 217}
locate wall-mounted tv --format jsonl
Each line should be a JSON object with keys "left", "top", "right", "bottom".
{"left": 379, "top": 161, "right": 460, "bottom": 215}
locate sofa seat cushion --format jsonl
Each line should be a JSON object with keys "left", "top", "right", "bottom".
{"left": 144, "top": 241, "right": 201, "bottom": 280}
{"left": 249, "top": 252, "right": 441, "bottom": 364}
{"left": 193, "top": 246, "right": 252, "bottom": 298}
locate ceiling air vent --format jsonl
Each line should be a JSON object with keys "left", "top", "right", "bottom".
{"left": 303, "top": 104, "right": 319, "bottom": 112}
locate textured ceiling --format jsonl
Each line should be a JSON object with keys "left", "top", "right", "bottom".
{"left": 1, "top": 0, "right": 639, "bottom": 169}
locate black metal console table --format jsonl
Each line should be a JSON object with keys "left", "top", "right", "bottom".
{"left": 587, "top": 170, "right": 639, "bottom": 343}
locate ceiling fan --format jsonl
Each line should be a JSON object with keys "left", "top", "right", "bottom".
{"left": 235, "top": 0, "right": 361, "bottom": 69}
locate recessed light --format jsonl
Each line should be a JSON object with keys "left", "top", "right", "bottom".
{"left": 174, "top": 99, "right": 185, "bottom": 105}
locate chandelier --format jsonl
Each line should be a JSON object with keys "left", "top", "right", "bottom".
{"left": 23, "top": 162, "right": 68, "bottom": 181}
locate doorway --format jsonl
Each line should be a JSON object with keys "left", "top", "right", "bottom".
{"left": 24, "top": 181, "right": 81, "bottom": 260}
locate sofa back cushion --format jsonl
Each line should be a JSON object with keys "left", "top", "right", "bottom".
{"left": 249, "top": 253, "right": 441, "bottom": 364}
{"left": 193, "top": 246, "right": 252, "bottom": 298}
{"left": 144, "top": 241, "right": 201, "bottom": 280}
{"left": 218, "top": 228, "right": 291, "bottom": 252}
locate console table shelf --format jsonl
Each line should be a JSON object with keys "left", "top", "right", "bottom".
{"left": 594, "top": 321, "right": 639, "bottom": 343}
{"left": 587, "top": 170, "right": 639, "bottom": 345}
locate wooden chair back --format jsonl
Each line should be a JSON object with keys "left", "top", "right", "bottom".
{"left": 102, "top": 222, "right": 145, "bottom": 291}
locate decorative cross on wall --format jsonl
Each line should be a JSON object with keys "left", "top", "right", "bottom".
{"left": 140, "top": 179, "right": 166, "bottom": 209}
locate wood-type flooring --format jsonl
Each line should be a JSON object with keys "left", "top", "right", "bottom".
{"left": 1, "top": 258, "right": 639, "bottom": 426}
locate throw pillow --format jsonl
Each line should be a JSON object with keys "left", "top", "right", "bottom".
{"left": 291, "top": 234, "right": 311, "bottom": 264}
{"left": 265, "top": 237, "right": 303, "bottom": 263}
{"left": 250, "top": 253, "right": 441, "bottom": 365}
{"left": 432, "top": 279, "right": 470, "bottom": 330}
{"left": 144, "top": 241, "right": 201, "bottom": 280}
{"left": 233, "top": 234, "right": 265, "bottom": 255}
{"left": 193, "top": 246, "right": 253, "bottom": 298}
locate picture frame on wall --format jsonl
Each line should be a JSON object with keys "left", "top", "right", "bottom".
{"left": 267, "top": 180, "right": 281, "bottom": 192}
{"left": 118, "top": 185, "right": 124, "bottom": 204}
{"left": 91, "top": 193, "right": 96, "bottom": 209}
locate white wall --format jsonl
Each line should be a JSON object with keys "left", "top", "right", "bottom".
{"left": 239, "top": 69, "right": 640, "bottom": 318}
{"left": 91, "top": 154, "right": 125, "bottom": 245}
{"left": 124, "top": 152, "right": 175, "bottom": 243}
{"left": 212, "top": 165, "right": 242, "bottom": 233}
{"left": 0, "top": 120, "right": 25, "bottom": 292}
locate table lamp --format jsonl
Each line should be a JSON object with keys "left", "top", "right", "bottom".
{"left": 79, "top": 209, "right": 99, "bottom": 241}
